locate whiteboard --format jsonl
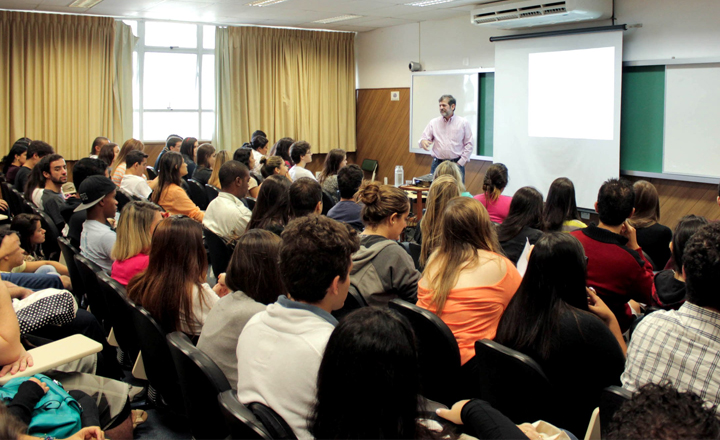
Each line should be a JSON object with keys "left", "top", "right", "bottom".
{"left": 410, "top": 70, "right": 479, "bottom": 156}
{"left": 664, "top": 63, "right": 720, "bottom": 178}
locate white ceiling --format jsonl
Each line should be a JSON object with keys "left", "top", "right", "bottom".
{"left": 0, "top": 0, "right": 488, "bottom": 32}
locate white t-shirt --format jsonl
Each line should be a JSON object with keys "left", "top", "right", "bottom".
{"left": 32, "top": 188, "right": 44, "bottom": 209}
{"left": 203, "top": 192, "right": 252, "bottom": 240}
{"left": 180, "top": 283, "right": 220, "bottom": 336}
{"left": 80, "top": 220, "right": 116, "bottom": 273}
{"left": 120, "top": 174, "right": 152, "bottom": 199}
{"left": 289, "top": 166, "right": 316, "bottom": 182}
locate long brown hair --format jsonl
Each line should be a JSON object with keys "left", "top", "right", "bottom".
{"left": 629, "top": 180, "right": 660, "bottom": 229}
{"left": 424, "top": 197, "right": 502, "bottom": 315}
{"left": 357, "top": 182, "right": 410, "bottom": 228}
{"left": 111, "top": 138, "right": 144, "bottom": 172}
{"left": 247, "top": 175, "right": 291, "bottom": 231}
{"left": 318, "top": 148, "right": 345, "bottom": 184}
{"left": 225, "top": 229, "right": 284, "bottom": 305}
{"left": 420, "top": 176, "right": 460, "bottom": 267}
{"left": 127, "top": 215, "right": 210, "bottom": 333}
{"left": 482, "top": 163, "right": 508, "bottom": 202}
{"left": 150, "top": 151, "right": 183, "bottom": 205}
{"left": 208, "top": 150, "right": 230, "bottom": 188}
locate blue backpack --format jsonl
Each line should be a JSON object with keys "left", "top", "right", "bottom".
{"left": 0, "top": 374, "right": 83, "bottom": 437}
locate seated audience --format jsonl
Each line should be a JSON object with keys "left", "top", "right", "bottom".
{"left": 259, "top": 155, "right": 290, "bottom": 180}
{"left": 89, "top": 136, "right": 109, "bottom": 159}
{"left": 289, "top": 177, "right": 323, "bottom": 219}
{"left": 110, "top": 201, "right": 163, "bottom": 286}
{"left": 77, "top": 176, "right": 118, "bottom": 273}
{"left": 14, "top": 140, "right": 53, "bottom": 193}
{"left": 198, "top": 230, "right": 284, "bottom": 388}
{"left": 310, "top": 307, "right": 526, "bottom": 440}
{"left": 543, "top": 177, "right": 586, "bottom": 232}
{"left": 608, "top": 383, "right": 720, "bottom": 440}
{"left": 97, "top": 142, "right": 118, "bottom": 168}
{"left": 203, "top": 160, "right": 252, "bottom": 242}
{"left": 269, "top": 137, "right": 294, "bottom": 167}
{"left": 622, "top": 222, "right": 720, "bottom": 411}
{"left": 119, "top": 150, "right": 152, "bottom": 199}
{"left": 473, "top": 163, "right": 511, "bottom": 223}
{"left": 571, "top": 178, "right": 654, "bottom": 331}
{"left": 247, "top": 175, "right": 291, "bottom": 236}
{"left": 318, "top": 148, "right": 346, "bottom": 202}
{"left": 327, "top": 164, "right": 364, "bottom": 232}
{"left": 496, "top": 186, "right": 544, "bottom": 265}
{"left": 433, "top": 160, "right": 472, "bottom": 197}
{"left": 23, "top": 156, "right": 50, "bottom": 208}
{"left": 652, "top": 215, "right": 708, "bottom": 310}
{"left": 350, "top": 182, "right": 419, "bottom": 307}
{"left": 418, "top": 176, "right": 461, "bottom": 267}
{"left": 39, "top": 154, "right": 80, "bottom": 230}
{"left": 66, "top": 158, "right": 109, "bottom": 248}
{"left": 11, "top": 213, "right": 70, "bottom": 276}
{"left": 110, "top": 139, "right": 144, "bottom": 186}
{"left": 233, "top": 147, "right": 260, "bottom": 198}
{"left": 207, "top": 150, "right": 229, "bottom": 189}
{"left": 192, "top": 143, "right": 215, "bottom": 186}
{"left": 2, "top": 140, "right": 29, "bottom": 185}
{"left": 249, "top": 135, "right": 269, "bottom": 175}
{"left": 630, "top": 180, "right": 672, "bottom": 270}
{"left": 236, "top": 215, "right": 359, "bottom": 439}
{"left": 150, "top": 151, "right": 204, "bottom": 222}
{"left": 0, "top": 227, "right": 71, "bottom": 289}
{"left": 180, "top": 137, "right": 198, "bottom": 182}
{"left": 154, "top": 135, "right": 182, "bottom": 170}
{"left": 494, "top": 232, "right": 626, "bottom": 435}
{"left": 418, "top": 197, "right": 521, "bottom": 365}
{"left": 128, "top": 215, "right": 220, "bottom": 336}
{"left": 288, "top": 141, "right": 316, "bottom": 181}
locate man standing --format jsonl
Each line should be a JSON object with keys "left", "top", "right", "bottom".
{"left": 419, "top": 94, "right": 473, "bottom": 182}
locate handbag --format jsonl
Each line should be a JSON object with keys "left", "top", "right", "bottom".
{"left": 12, "top": 288, "right": 78, "bottom": 335}
{"left": 0, "top": 374, "right": 83, "bottom": 437}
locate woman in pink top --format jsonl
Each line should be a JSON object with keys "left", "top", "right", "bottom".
{"left": 417, "top": 197, "right": 522, "bottom": 365}
{"left": 111, "top": 200, "right": 164, "bottom": 286}
{"left": 473, "top": 163, "right": 511, "bottom": 224}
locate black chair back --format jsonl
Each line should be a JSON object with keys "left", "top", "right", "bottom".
{"left": 218, "top": 390, "right": 272, "bottom": 440}
{"left": 204, "top": 184, "right": 220, "bottom": 203}
{"left": 167, "top": 331, "right": 231, "bottom": 439}
{"left": 249, "top": 402, "right": 297, "bottom": 440}
{"left": 57, "top": 237, "right": 85, "bottom": 304}
{"left": 388, "top": 299, "right": 461, "bottom": 405}
{"left": 74, "top": 254, "right": 110, "bottom": 334}
{"left": 95, "top": 272, "right": 140, "bottom": 363}
{"left": 186, "top": 179, "right": 209, "bottom": 210}
{"left": 20, "top": 197, "right": 35, "bottom": 215}
{"left": 204, "top": 227, "right": 232, "bottom": 277}
{"left": 1, "top": 182, "right": 20, "bottom": 217}
{"left": 331, "top": 284, "right": 367, "bottom": 321}
{"left": 243, "top": 197, "right": 255, "bottom": 211}
{"left": 600, "top": 385, "right": 632, "bottom": 437}
{"left": 472, "top": 339, "right": 554, "bottom": 425}
{"left": 146, "top": 166, "right": 158, "bottom": 180}
{"left": 37, "top": 210, "right": 61, "bottom": 261}
{"left": 321, "top": 191, "right": 335, "bottom": 215}
{"left": 128, "top": 302, "right": 185, "bottom": 415}
{"left": 8, "top": 188, "right": 26, "bottom": 217}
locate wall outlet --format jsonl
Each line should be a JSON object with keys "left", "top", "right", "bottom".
{"left": 390, "top": 91, "right": 400, "bottom": 101}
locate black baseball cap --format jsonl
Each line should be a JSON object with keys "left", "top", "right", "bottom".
{"left": 74, "top": 176, "right": 116, "bottom": 212}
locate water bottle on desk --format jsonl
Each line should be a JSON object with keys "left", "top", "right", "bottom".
{"left": 394, "top": 165, "right": 404, "bottom": 187}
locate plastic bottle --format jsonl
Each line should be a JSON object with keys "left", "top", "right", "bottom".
{"left": 395, "top": 165, "right": 404, "bottom": 187}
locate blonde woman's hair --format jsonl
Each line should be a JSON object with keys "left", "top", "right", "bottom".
{"left": 433, "top": 161, "right": 466, "bottom": 193}
{"left": 420, "top": 176, "right": 461, "bottom": 267}
{"left": 111, "top": 138, "right": 144, "bottom": 173}
{"left": 424, "top": 197, "right": 502, "bottom": 315}
{"left": 208, "top": 150, "right": 230, "bottom": 188}
{"left": 111, "top": 200, "right": 162, "bottom": 261}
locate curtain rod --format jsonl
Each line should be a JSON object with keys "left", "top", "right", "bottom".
{"left": 489, "top": 24, "right": 627, "bottom": 42}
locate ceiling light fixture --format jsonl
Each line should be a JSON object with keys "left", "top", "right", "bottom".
{"left": 246, "top": 0, "right": 289, "bottom": 6}
{"left": 313, "top": 14, "right": 363, "bottom": 24}
{"left": 68, "top": 0, "right": 104, "bottom": 7}
{"left": 405, "top": 0, "right": 456, "bottom": 6}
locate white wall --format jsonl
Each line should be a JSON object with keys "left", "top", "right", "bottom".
{"left": 356, "top": 0, "right": 720, "bottom": 88}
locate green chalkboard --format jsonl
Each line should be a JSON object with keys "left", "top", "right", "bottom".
{"left": 619, "top": 66, "right": 665, "bottom": 173}
{"left": 478, "top": 73, "right": 494, "bottom": 157}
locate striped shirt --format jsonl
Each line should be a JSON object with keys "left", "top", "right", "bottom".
{"left": 622, "top": 302, "right": 720, "bottom": 411}
{"left": 419, "top": 114, "right": 474, "bottom": 166}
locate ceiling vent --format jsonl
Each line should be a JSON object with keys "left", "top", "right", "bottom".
{"left": 471, "top": 0, "right": 612, "bottom": 29}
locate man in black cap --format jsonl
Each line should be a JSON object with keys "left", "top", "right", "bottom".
{"left": 76, "top": 176, "right": 118, "bottom": 273}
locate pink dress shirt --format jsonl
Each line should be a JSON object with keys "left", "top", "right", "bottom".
{"left": 419, "top": 114, "right": 474, "bottom": 166}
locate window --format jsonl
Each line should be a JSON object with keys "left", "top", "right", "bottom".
{"left": 126, "top": 20, "right": 215, "bottom": 142}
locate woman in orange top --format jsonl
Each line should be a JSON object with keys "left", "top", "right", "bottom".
{"left": 150, "top": 151, "right": 204, "bottom": 222}
{"left": 417, "top": 197, "right": 522, "bottom": 365}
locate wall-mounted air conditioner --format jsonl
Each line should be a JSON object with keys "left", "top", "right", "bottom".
{"left": 471, "top": 0, "right": 612, "bottom": 29}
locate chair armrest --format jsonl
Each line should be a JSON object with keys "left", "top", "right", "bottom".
{"left": 0, "top": 334, "right": 102, "bottom": 384}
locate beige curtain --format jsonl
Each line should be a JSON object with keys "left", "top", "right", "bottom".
{"left": 0, "top": 11, "right": 121, "bottom": 160}
{"left": 216, "top": 26, "right": 356, "bottom": 154}
{"left": 112, "top": 22, "right": 138, "bottom": 144}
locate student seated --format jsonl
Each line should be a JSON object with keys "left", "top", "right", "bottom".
{"left": 236, "top": 215, "right": 359, "bottom": 439}
{"left": 433, "top": 160, "right": 472, "bottom": 197}
{"left": 110, "top": 201, "right": 163, "bottom": 286}
{"left": 179, "top": 137, "right": 198, "bottom": 182}
{"left": 418, "top": 176, "right": 461, "bottom": 267}
{"left": 98, "top": 142, "right": 118, "bottom": 168}
{"left": 77, "top": 176, "right": 118, "bottom": 274}
{"left": 473, "top": 163, "right": 511, "bottom": 223}
{"left": 249, "top": 135, "right": 269, "bottom": 176}
{"left": 14, "top": 140, "right": 53, "bottom": 194}
{"left": 150, "top": 151, "right": 204, "bottom": 222}
{"left": 9, "top": 214, "right": 71, "bottom": 286}
{"left": 247, "top": 175, "right": 291, "bottom": 236}
{"left": 571, "top": 178, "right": 654, "bottom": 331}
{"left": 89, "top": 135, "right": 109, "bottom": 159}
{"left": 270, "top": 137, "right": 294, "bottom": 168}
{"left": 198, "top": 230, "right": 284, "bottom": 388}
{"left": 288, "top": 177, "right": 323, "bottom": 219}
{"left": 192, "top": 143, "right": 215, "bottom": 186}
{"left": 288, "top": 141, "right": 316, "bottom": 181}
{"left": 652, "top": 215, "right": 708, "bottom": 310}
{"left": 203, "top": 160, "right": 252, "bottom": 242}
{"left": 127, "top": 215, "right": 220, "bottom": 336}
{"left": 629, "top": 180, "right": 672, "bottom": 270}
{"left": 417, "top": 197, "right": 521, "bottom": 365}
{"left": 494, "top": 232, "right": 626, "bottom": 435}
{"left": 543, "top": 177, "right": 586, "bottom": 232}
{"left": 119, "top": 150, "right": 152, "bottom": 199}
{"left": 496, "top": 186, "right": 544, "bottom": 265}
{"left": 318, "top": 148, "right": 346, "bottom": 203}
{"left": 0, "top": 228, "right": 70, "bottom": 290}
{"left": 259, "top": 155, "right": 291, "bottom": 181}
{"left": 310, "top": 307, "right": 527, "bottom": 440}
{"left": 65, "top": 158, "right": 109, "bottom": 248}
{"left": 233, "top": 148, "right": 261, "bottom": 198}
{"left": 38, "top": 154, "right": 80, "bottom": 231}
{"left": 154, "top": 135, "right": 182, "bottom": 170}
{"left": 207, "top": 150, "right": 230, "bottom": 189}
{"left": 327, "top": 164, "right": 364, "bottom": 232}
{"left": 2, "top": 139, "right": 29, "bottom": 185}
{"left": 110, "top": 139, "right": 144, "bottom": 187}
{"left": 350, "top": 182, "right": 420, "bottom": 307}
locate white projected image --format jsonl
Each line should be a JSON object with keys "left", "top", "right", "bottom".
{"left": 528, "top": 47, "right": 615, "bottom": 140}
